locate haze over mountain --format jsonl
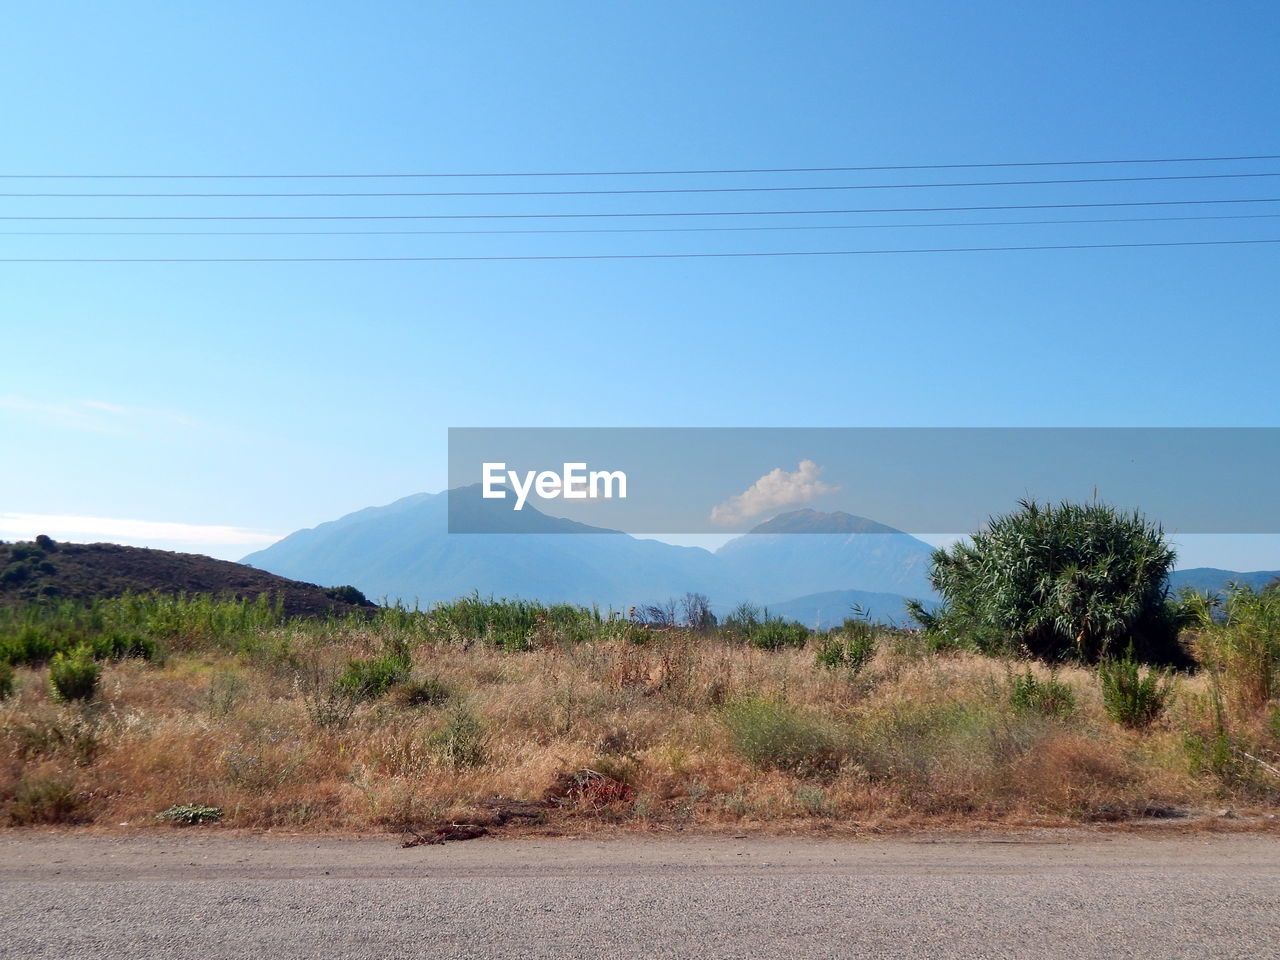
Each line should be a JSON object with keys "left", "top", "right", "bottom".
{"left": 1167, "top": 568, "right": 1280, "bottom": 594}
{"left": 242, "top": 489, "right": 1279, "bottom": 626}
{"left": 242, "top": 488, "right": 940, "bottom": 618}
{"left": 716, "top": 508, "right": 935, "bottom": 601}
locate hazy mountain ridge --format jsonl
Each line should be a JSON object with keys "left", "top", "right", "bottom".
{"left": 243, "top": 490, "right": 939, "bottom": 612}
{"left": 242, "top": 491, "right": 1278, "bottom": 623}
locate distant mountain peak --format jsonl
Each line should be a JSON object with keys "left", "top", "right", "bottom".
{"left": 746, "top": 509, "right": 904, "bottom": 535}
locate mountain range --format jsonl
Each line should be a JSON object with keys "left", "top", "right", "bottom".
{"left": 242, "top": 487, "right": 1278, "bottom": 628}
{"left": 242, "top": 487, "right": 939, "bottom": 625}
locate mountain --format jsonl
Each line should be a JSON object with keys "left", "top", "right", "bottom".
{"left": 1168, "top": 568, "right": 1280, "bottom": 594}
{"left": 242, "top": 488, "right": 727, "bottom": 610}
{"left": 715, "top": 509, "right": 937, "bottom": 602}
{"left": 242, "top": 491, "right": 940, "bottom": 613}
{"left": 0, "top": 539, "right": 370, "bottom": 617}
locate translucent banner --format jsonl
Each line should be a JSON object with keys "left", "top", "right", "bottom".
{"left": 447, "top": 428, "right": 1280, "bottom": 534}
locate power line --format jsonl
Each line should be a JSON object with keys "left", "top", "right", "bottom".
{"left": 5, "top": 212, "right": 1279, "bottom": 237}
{"left": 5, "top": 171, "right": 1279, "bottom": 198}
{"left": 3, "top": 238, "right": 1278, "bottom": 263}
{"left": 1, "top": 153, "right": 1278, "bottom": 179}
{"left": 3, "top": 197, "right": 1277, "bottom": 222}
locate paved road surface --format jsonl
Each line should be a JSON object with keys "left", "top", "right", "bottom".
{"left": 2, "top": 832, "right": 1277, "bottom": 959}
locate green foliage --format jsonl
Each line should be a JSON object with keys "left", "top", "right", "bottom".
{"left": 721, "top": 602, "right": 765, "bottom": 634}
{"left": 155, "top": 803, "right": 223, "bottom": 825}
{"left": 0, "top": 661, "right": 13, "bottom": 700}
{"left": 325, "top": 584, "right": 371, "bottom": 606}
{"left": 1185, "top": 584, "right": 1280, "bottom": 712}
{"left": 90, "top": 629, "right": 158, "bottom": 662}
{"left": 747, "top": 618, "right": 811, "bottom": 651}
{"left": 917, "top": 499, "right": 1182, "bottom": 664}
{"left": 48, "top": 646, "right": 100, "bottom": 702}
{"left": 429, "top": 593, "right": 604, "bottom": 650}
{"left": 815, "top": 618, "right": 878, "bottom": 672}
{"left": 721, "top": 603, "right": 811, "bottom": 649}
{"left": 6, "top": 776, "right": 82, "bottom": 825}
{"left": 1009, "top": 667, "right": 1076, "bottom": 719}
{"left": 0, "top": 592, "right": 285, "bottom": 666}
{"left": 428, "top": 705, "right": 488, "bottom": 767}
{"left": 333, "top": 653, "right": 410, "bottom": 702}
{"left": 720, "top": 697, "right": 845, "bottom": 775}
{"left": 1098, "top": 651, "right": 1173, "bottom": 728}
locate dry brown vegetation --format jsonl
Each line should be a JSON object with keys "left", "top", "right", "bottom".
{"left": 2, "top": 596, "right": 1278, "bottom": 833}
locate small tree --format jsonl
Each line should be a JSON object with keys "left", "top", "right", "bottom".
{"left": 49, "top": 646, "right": 101, "bottom": 702}
{"left": 910, "top": 499, "right": 1185, "bottom": 664}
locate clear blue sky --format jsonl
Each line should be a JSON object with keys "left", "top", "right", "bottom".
{"left": 2, "top": 1, "right": 1278, "bottom": 567}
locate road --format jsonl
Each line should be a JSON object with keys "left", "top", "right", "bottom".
{"left": 2, "top": 831, "right": 1277, "bottom": 959}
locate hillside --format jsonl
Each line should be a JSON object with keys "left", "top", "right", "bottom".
{"left": 0, "top": 538, "right": 371, "bottom": 617}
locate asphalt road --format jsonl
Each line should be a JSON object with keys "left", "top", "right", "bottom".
{"left": 2, "top": 832, "right": 1277, "bottom": 959}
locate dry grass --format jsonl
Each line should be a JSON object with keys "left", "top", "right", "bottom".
{"left": 4, "top": 616, "right": 1278, "bottom": 834}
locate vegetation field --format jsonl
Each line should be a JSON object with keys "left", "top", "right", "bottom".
{"left": 2, "top": 586, "right": 1278, "bottom": 833}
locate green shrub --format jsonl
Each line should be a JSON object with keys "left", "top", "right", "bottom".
{"left": 815, "top": 621, "right": 877, "bottom": 673}
{"left": 428, "top": 705, "right": 487, "bottom": 767}
{"left": 0, "top": 626, "right": 57, "bottom": 666}
{"left": 156, "top": 803, "right": 223, "bottom": 825}
{"left": 332, "top": 654, "right": 409, "bottom": 702}
{"left": 430, "top": 594, "right": 603, "bottom": 650}
{"left": 0, "top": 661, "right": 13, "bottom": 700}
{"left": 1009, "top": 667, "right": 1076, "bottom": 719}
{"left": 912, "top": 499, "right": 1184, "bottom": 664}
{"left": 1099, "top": 652, "right": 1173, "bottom": 728}
{"left": 720, "top": 697, "right": 845, "bottom": 775}
{"left": 91, "top": 629, "right": 158, "bottom": 662}
{"left": 391, "top": 676, "right": 452, "bottom": 708}
{"left": 747, "top": 618, "right": 811, "bottom": 651}
{"left": 6, "top": 777, "right": 82, "bottom": 824}
{"left": 48, "top": 646, "right": 100, "bottom": 702}
{"left": 1185, "top": 584, "right": 1280, "bottom": 713}
{"left": 325, "top": 584, "right": 371, "bottom": 606}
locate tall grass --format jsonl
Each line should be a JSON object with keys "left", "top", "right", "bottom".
{"left": 1, "top": 589, "right": 1276, "bottom": 829}
{"left": 1186, "top": 585, "right": 1280, "bottom": 713}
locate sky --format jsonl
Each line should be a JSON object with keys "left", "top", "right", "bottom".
{"left": 1, "top": 1, "right": 1278, "bottom": 569}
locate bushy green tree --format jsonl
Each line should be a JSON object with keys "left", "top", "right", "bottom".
{"left": 909, "top": 499, "right": 1186, "bottom": 664}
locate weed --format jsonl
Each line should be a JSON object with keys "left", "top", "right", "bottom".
{"left": 1099, "top": 652, "right": 1173, "bottom": 729}
{"left": 1186, "top": 585, "right": 1280, "bottom": 713}
{"left": 428, "top": 705, "right": 488, "bottom": 768}
{"left": 6, "top": 776, "right": 82, "bottom": 824}
{"left": 156, "top": 803, "right": 223, "bottom": 825}
{"left": 48, "top": 646, "right": 100, "bottom": 702}
{"left": 795, "top": 785, "right": 834, "bottom": 817}
{"left": 747, "top": 619, "right": 811, "bottom": 651}
{"left": 721, "top": 697, "right": 845, "bottom": 775}
{"left": 815, "top": 623, "right": 877, "bottom": 673}
{"left": 1009, "top": 667, "right": 1076, "bottom": 719}
{"left": 0, "top": 661, "right": 13, "bottom": 700}
{"left": 333, "top": 654, "right": 409, "bottom": 702}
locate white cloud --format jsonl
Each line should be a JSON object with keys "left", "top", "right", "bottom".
{"left": 0, "top": 513, "right": 280, "bottom": 549}
{"left": 710, "top": 459, "right": 838, "bottom": 526}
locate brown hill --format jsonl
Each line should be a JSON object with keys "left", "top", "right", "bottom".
{"left": 0, "top": 537, "right": 373, "bottom": 617}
